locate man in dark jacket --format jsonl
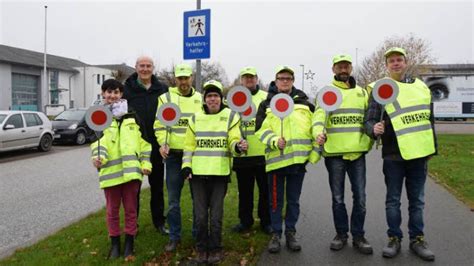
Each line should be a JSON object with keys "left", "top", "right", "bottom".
{"left": 123, "top": 56, "right": 169, "bottom": 235}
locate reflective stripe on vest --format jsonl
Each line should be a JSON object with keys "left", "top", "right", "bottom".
{"left": 91, "top": 146, "right": 108, "bottom": 157}
{"left": 99, "top": 167, "right": 142, "bottom": 182}
{"left": 266, "top": 150, "right": 311, "bottom": 165}
{"left": 193, "top": 150, "right": 230, "bottom": 157}
{"left": 330, "top": 108, "right": 365, "bottom": 115}
{"left": 326, "top": 127, "right": 365, "bottom": 133}
{"left": 196, "top": 131, "right": 228, "bottom": 137}
{"left": 265, "top": 139, "right": 312, "bottom": 153}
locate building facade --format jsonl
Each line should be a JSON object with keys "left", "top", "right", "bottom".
{"left": 0, "top": 44, "right": 134, "bottom": 115}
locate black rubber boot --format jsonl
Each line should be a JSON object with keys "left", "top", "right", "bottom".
{"left": 108, "top": 236, "right": 120, "bottom": 259}
{"left": 123, "top": 234, "right": 135, "bottom": 258}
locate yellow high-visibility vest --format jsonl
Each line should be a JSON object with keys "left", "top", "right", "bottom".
{"left": 312, "top": 79, "right": 372, "bottom": 157}
{"left": 256, "top": 94, "right": 315, "bottom": 172}
{"left": 383, "top": 78, "right": 435, "bottom": 160}
{"left": 182, "top": 108, "right": 241, "bottom": 176}
{"left": 239, "top": 89, "right": 267, "bottom": 157}
{"left": 154, "top": 87, "right": 202, "bottom": 150}
{"left": 91, "top": 117, "right": 152, "bottom": 189}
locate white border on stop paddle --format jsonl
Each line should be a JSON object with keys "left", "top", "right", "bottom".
{"left": 156, "top": 103, "right": 181, "bottom": 127}
{"left": 227, "top": 86, "right": 252, "bottom": 113}
{"left": 270, "top": 94, "right": 294, "bottom": 118}
{"left": 241, "top": 103, "right": 257, "bottom": 122}
{"left": 317, "top": 86, "right": 343, "bottom": 112}
{"left": 85, "top": 105, "right": 113, "bottom": 132}
{"left": 372, "top": 78, "right": 399, "bottom": 105}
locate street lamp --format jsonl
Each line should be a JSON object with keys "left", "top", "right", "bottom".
{"left": 299, "top": 64, "right": 305, "bottom": 90}
{"left": 43, "top": 5, "right": 48, "bottom": 110}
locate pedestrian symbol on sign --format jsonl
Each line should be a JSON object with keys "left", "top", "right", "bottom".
{"left": 188, "top": 15, "right": 206, "bottom": 37}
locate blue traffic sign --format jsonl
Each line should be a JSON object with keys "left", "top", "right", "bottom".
{"left": 183, "top": 9, "right": 211, "bottom": 60}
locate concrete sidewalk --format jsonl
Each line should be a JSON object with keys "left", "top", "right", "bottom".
{"left": 258, "top": 151, "right": 474, "bottom": 266}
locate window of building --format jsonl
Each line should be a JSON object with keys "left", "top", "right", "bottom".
{"left": 50, "top": 70, "right": 59, "bottom": 104}
{"left": 11, "top": 73, "right": 39, "bottom": 111}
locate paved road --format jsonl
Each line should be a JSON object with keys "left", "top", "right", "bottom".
{"left": 258, "top": 151, "right": 474, "bottom": 266}
{"left": 0, "top": 144, "right": 83, "bottom": 164}
{"left": 0, "top": 146, "right": 108, "bottom": 258}
{"left": 0, "top": 145, "right": 151, "bottom": 259}
{"left": 435, "top": 121, "right": 474, "bottom": 134}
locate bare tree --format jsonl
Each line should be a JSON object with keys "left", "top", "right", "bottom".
{"left": 355, "top": 33, "right": 436, "bottom": 88}
{"left": 156, "top": 65, "right": 175, "bottom": 87}
{"left": 199, "top": 61, "right": 229, "bottom": 89}
{"left": 155, "top": 61, "right": 229, "bottom": 91}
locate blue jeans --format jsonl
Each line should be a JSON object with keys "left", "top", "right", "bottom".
{"left": 165, "top": 153, "right": 185, "bottom": 241}
{"left": 383, "top": 158, "right": 427, "bottom": 239}
{"left": 325, "top": 155, "right": 367, "bottom": 238}
{"left": 267, "top": 165, "right": 305, "bottom": 237}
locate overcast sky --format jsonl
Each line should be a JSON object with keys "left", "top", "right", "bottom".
{"left": 1, "top": 0, "right": 472, "bottom": 95}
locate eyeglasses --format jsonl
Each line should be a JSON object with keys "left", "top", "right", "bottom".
{"left": 276, "top": 77, "right": 294, "bottom": 81}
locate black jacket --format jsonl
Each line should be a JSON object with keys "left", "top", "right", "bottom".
{"left": 255, "top": 82, "right": 315, "bottom": 132}
{"left": 123, "top": 73, "right": 168, "bottom": 149}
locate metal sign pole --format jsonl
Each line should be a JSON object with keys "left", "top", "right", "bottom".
{"left": 196, "top": 0, "right": 202, "bottom": 92}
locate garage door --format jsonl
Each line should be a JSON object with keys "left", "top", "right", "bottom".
{"left": 12, "top": 73, "right": 39, "bottom": 111}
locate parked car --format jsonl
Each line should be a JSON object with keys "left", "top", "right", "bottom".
{"left": 0, "top": 110, "right": 54, "bottom": 152}
{"left": 52, "top": 108, "right": 96, "bottom": 145}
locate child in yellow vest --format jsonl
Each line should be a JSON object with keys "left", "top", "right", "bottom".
{"left": 91, "top": 79, "right": 152, "bottom": 259}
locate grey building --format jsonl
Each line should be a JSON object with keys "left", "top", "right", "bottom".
{"left": 0, "top": 44, "right": 134, "bottom": 114}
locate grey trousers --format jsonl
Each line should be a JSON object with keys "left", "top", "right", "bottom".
{"left": 190, "top": 176, "right": 228, "bottom": 252}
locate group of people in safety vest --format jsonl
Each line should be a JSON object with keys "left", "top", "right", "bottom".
{"left": 90, "top": 46, "right": 437, "bottom": 263}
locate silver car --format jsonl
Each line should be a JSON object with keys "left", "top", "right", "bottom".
{"left": 0, "top": 111, "right": 54, "bottom": 152}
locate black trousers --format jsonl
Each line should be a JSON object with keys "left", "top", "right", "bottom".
{"left": 191, "top": 176, "right": 228, "bottom": 252}
{"left": 235, "top": 165, "right": 271, "bottom": 227}
{"left": 137, "top": 147, "right": 166, "bottom": 228}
